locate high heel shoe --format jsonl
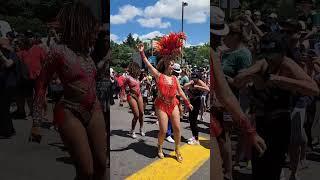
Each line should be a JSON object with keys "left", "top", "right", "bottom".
{"left": 158, "top": 144, "right": 164, "bottom": 159}
{"left": 175, "top": 148, "right": 183, "bottom": 163}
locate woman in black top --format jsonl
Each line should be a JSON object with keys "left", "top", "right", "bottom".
{"left": 184, "top": 72, "right": 210, "bottom": 145}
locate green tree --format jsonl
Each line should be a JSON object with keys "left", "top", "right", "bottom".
{"left": 123, "top": 33, "right": 136, "bottom": 48}
{"left": 0, "top": 0, "right": 73, "bottom": 35}
{"left": 110, "top": 40, "right": 135, "bottom": 69}
{"left": 183, "top": 43, "right": 209, "bottom": 67}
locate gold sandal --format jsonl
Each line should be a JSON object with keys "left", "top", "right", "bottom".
{"left": 158, "top": 144, "right": 164, "bottom": 159}
{"left": 175, "top": 148, "right": 183, "bottom": 163}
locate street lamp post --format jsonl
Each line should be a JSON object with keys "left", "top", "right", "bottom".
{"left": 181, "top": 1, "right": 188, "bottom": 64}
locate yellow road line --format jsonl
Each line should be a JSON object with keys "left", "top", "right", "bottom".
{"left": 126, "top": 137, "right": 210, "bottom": 180}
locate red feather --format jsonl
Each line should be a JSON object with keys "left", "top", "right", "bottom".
{"left": 155, "top": 32, "right": 186, "bottom": 58}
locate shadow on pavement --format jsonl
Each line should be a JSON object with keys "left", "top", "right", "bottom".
{"left": 181, "top": 136, "right": 189, "bottom": 143}
{"left": 200, "top": 140, "right": 210, "bottom": 149}
{"left": 198, "top": 120, "right": 210, "bottom": 127}
{"left": 307, "top": 152, "right": 320, "bottom": 162}
{"left": 197, "top": 126, "right": 210, "bottom": 135}
{"left": 233, "top": 171, "right": 252, "bottom": 180}
{"left": 180, "top": 118, "right": 189, "bottom": 123}
{"left": 111, "top": 139, "right": 158, "bottom": 158}
{"left": 144, "top": 120, "right": 157, "bottom": 124}
{"left": 56, "top": 156, "right": 74, "bottom": 165}
{"left": 163, "top": 154, "right": 177, "bottom": 161}
{"left": 48, "top": 142, "right": 68, "bottom": 151}
{"left": 145, "top": 116, "right": 158, "bottom": 120}
{"left": 145, "top": 130, "right": 158, "bottom": 138}
{"left": 110, "top": 129, "right": 131, "bottom": 138}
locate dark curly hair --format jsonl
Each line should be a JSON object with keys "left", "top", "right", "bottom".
{"left": 128, "top": 62, "right": 141, "bottom": 79}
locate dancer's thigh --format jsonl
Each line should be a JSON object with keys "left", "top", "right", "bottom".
{"left": 156, "top": 108, "right": 169, "bottom": 133}
{"left": 59, "top": 109, "right": 93, "bottom": 172}
{"left": 128, "top": 97, "right": 139, "bottom": 118}
{"left": 170, "top": 106, "right": 181, "bottom": 131}
{"left": 87, "top": 106, "right": 107, "bottom": 170}
{"left": 137, "top": 96, "right": 144, "bottom": 115}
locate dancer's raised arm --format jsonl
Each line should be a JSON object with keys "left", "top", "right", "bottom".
{"left": 137, "top": 44, "right": 160, "bottom": 79}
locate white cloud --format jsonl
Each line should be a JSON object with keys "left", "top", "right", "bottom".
{"left": 110, "top": 34, "right": 124, "bottom": 44}
{"left": 110, "top": 34, "right": 119, "bottom": 42}
{"left": 111, "top": 5, "right": 142, "bottom": 24}
{"left": 185, "top": 41, "right": 206, "bottom": 47}
{"left": 144, "top": 0, "right": 209, "bottom": 24}
{"left": 139, "top": 31, "right": 164, "bottom": 40}
{"left": 132, "top": 33, "right": 139, "bottom": 39}
{"left": 137, "top": 18, "right": 171, "bottom": 28}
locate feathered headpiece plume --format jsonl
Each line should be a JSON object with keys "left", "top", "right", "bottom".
{"left": 155, "top": 32, "right": 186, "bottom": 59}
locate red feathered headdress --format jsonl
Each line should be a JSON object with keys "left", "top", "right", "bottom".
{"left": 155, "top": 32, "right": 186, "bottom": 59}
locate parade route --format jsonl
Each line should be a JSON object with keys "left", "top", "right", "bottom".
{"left": 126, "top": 136, "right": 210, "bottom": 180}
{"left": 110, "top": 99, "right": 210, "bottom": 179}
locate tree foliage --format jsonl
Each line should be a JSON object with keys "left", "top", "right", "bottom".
{"left": 111, "top": 33, "right": 210, "bottom": 72}
{"left": 0, "top": 0, "right": 73, "bottom": 35}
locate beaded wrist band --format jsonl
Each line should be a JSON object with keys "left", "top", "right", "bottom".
{"left": 140, "top": 51, "right": 146, "bottom": 59}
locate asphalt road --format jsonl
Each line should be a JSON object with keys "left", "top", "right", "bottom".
{"left": 1, "top": 100, "right": 318, "bottom": 180}
{"left": 0, "top": 103, "right": 74, "bottom": 180}
{"left": 110, "top": 99, "right": 211, "bottom": 179}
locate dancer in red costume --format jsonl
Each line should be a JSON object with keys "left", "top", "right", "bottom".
{"left": 124, "top": 62, "right": 145, "bottom": 138}
{"left": 30, "top": 3, "right": 106, "bottom": 180}
{"left": 137, "top": 32, "right": 193, "bottom": 162}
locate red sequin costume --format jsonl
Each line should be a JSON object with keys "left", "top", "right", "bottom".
{"left": 139, "top": 32, "right": 189, "bottom": 116}
{"left": 32, "top": 44, "right": 99, "bottom": 127}
{"left": 124, "top": 75, "right": 141, "bottom": 101}
{"left": 154, "top": 74, "right": 180, "bottom": 116}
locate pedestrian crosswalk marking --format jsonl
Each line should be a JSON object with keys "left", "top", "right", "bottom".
{"left": 125, "top": 137, "right": 210, "bottom": 180}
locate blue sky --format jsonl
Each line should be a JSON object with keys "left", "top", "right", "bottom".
{"left": 110, "top": 0, "right": 209, "bottom": 46}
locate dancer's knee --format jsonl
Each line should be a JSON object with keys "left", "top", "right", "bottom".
{"left": 172, "top": 124, "right": 180, "bottom": 134}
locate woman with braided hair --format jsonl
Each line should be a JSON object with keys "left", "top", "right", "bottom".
{"left": 137, "top": 32, "right": 193, "bottom": 162}
{"left": 124, "top": 62, "right": 145, "bottom": 138}
{"left": 30, "top": 2, "right": 107, "bottom": 180}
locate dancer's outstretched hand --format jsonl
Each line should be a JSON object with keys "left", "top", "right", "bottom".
{"left": 137, "top": 44, "right": 144, "bottom": 52}
{"left": 188, "top": 104, "right": 194, "bottom": 111}
{"left": 252, "top": 134, "right": 267, "bottom": 157}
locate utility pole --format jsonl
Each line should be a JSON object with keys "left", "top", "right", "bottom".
{"left": 181, "top": 2, "right": 188, "bottom": 64}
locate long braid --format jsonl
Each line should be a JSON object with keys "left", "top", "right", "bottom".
{"left": 57, "top": 2, "right": 98, "bottom": 55}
